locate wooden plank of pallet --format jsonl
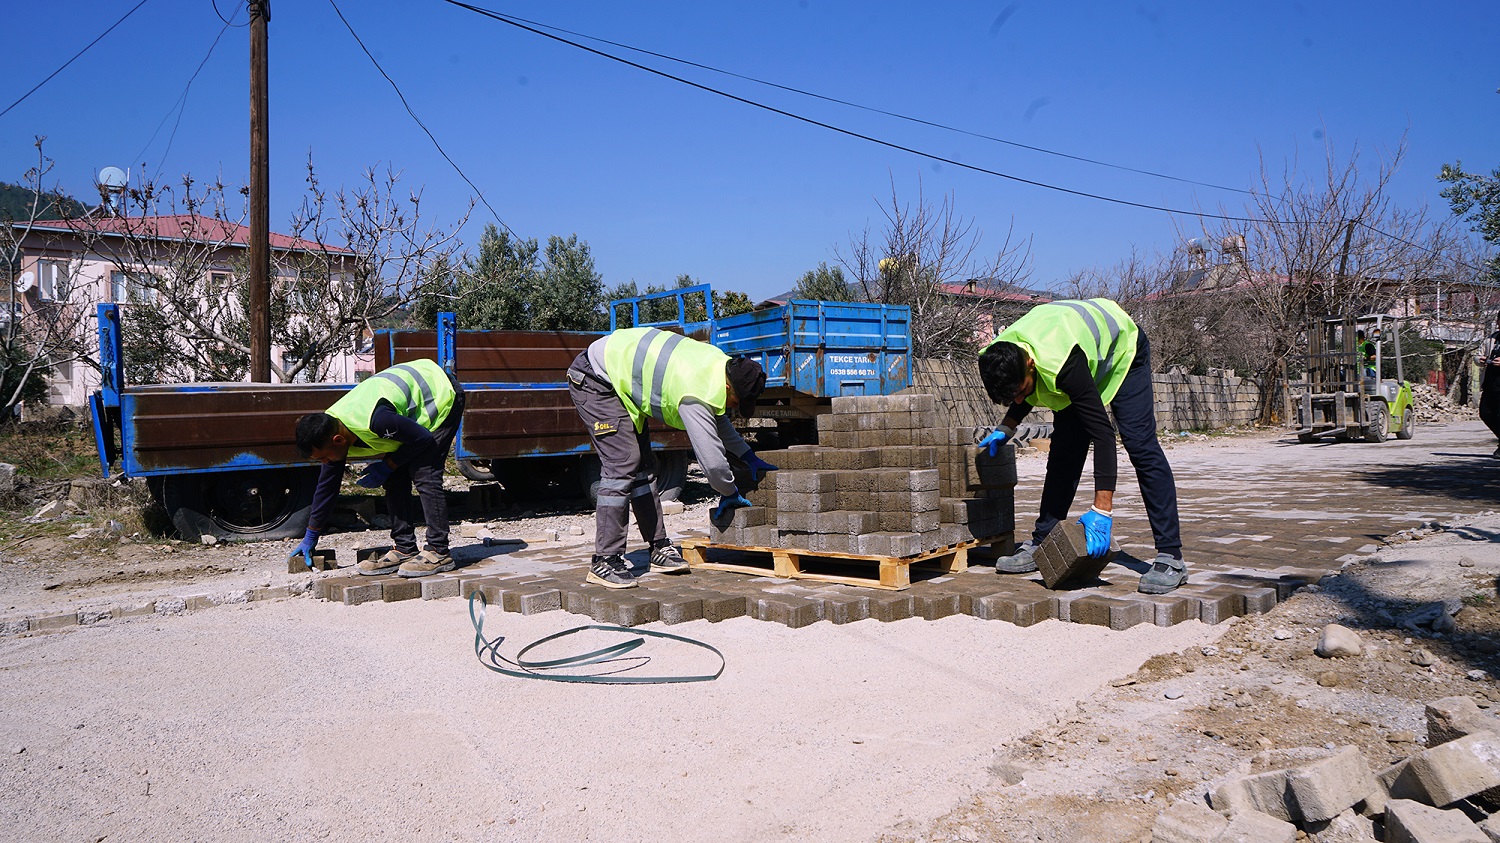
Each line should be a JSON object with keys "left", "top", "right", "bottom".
{"left": 681, "top": 533, "right": 1013, "bottom": 591}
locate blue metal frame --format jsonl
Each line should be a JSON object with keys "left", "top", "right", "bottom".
{"left": 607, "top": 284, "right": 715, "bottom": 335}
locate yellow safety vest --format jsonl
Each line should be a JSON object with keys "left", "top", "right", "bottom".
{"left": 326, "top": 358, "right": 457, "bottom": 457}
{"left": 987, "top": 298, "right": 1139, "bottom": 411}
{"left": 602, "top": 327, "right": 728, "bottom": 432}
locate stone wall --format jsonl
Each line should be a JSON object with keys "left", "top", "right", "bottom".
{"left": 912, "top": 358, "right": 1262, "bottom": 433}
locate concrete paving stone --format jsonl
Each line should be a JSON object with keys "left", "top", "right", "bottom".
{"left": 380, "top": 579, "right": 423, "bottom": 602}
{"left": 74, "top": 609, "right": 108, "bottom": 626}
{"left": 1067, "top": 595, "right": 1149, "bottom": 630}
{"left": 1287, "top": 745, "right": 1379, "bottom": 823}
{"left": 185, "top": 594, "right": 222, "bottom": 612}
{"left": 1383, "top": 798, "right": 1488, "bottom": 843}
{"left": 31, "top": 612, "right": 79, "bottom": 631}
{"left": 1035, "top": 521, "right": 1112, "bottom": 589}
{"left": 753, "top": 595, "right": 822, "bottom": 628}
{"left": 1138, "top": 594, "right": 1201, "bottom": 627}
{"left": 599, "top": 596, "right": 660, "bottom": 627}
{"left": 1190, "top": 588, "right": 1247, "bottom": 624}
{"left": 248, "top": 585, "right": 294, "bottom": 602}
{"left": 420, "top": 577, "right": 461, "bottom": 600}
{"left": 778, "top": 470, "right": 837, "bottom": 494}
{"left": 342, "top": 583, "right": 384, "bottom": 606}
{"left": 700, "top": 593, "right": 748, "bottom": 622}
{"left": 868, "top": 592, "right": 915, "bottom": 622}
{"left": 1241, "top": 586, "right": 1279, "bottom": 614}
{"left": 655, "top": 593, "right": 704, "bottom": 625}
{"left": 973, "top": 593, "right": 1054, "bottom": 626}
{"left": 914, "top": 593, "right": 961, "bottom": 620}
{"left": 554, "top": 582, "right": 596, "bottom": 615}
{"left": 111, "top": 600, "right": 158, "bottom": 618}
{"left": 503, "top": 587, "right": 563, "bottom": 615}
{"left": 1150, "top": 799, "right": 1228, "bottom": 843}
{"left": 1427, "top": 696, "right": 1500, "bottom": 746}
{"left": 1218, "top": 809, "right": 1297, "bottom": 842}
{"left": 460, "top": 577, "right": 507, "bottom": 599}
{"left": 1393, "top": 731, "right": 1500, "bottom": 806}
{"left": 814, "top": 592, "right": 870, "bottom": 624}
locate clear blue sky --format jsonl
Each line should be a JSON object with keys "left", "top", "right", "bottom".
{"left": 2, "top": 1, "right": 1496, "bottom": 303}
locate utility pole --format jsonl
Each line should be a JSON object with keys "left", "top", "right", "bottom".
{"left": 248, "top": 0, "right": 271, "bottom": 382}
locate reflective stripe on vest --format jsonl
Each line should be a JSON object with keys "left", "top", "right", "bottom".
{"left": 989, "top": 298, "right": 1138, "bottom": 410}
{"left": 603, "top": 327, "right": 728, "bottom": 432}
{"left": 326, "top": 358, "right": 456, "bottom": 457}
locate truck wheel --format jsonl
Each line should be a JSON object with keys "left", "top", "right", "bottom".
{"left": 457, "top": 458, "right": 496, "bottom": 482}
{"left": 158, "top": 466, "right": 319, "bottom": 543}
{"left": 1363, "top": 403, "right": 1390, "bottom": 443}
{"left": 1395, "top": 409, "right": 1415, "bottom": 440}
{"left": 654, "top": 451, "right": 690, "bottom": 501}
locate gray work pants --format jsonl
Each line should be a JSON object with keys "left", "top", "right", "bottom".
{"left": 387, "top": 375, "right": 465, "bottom": 556}
{"left": 567, "top": 353, "right": 665, "bottom": 557}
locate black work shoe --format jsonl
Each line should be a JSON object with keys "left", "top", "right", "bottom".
{"left": 649, "top": 542, "right": 690, "bottom": 574}
{"left": 586, "top": 554, "right": 637, "bottom": 589}
{"left": 994, "top": 540, "right": 1039, "bottom": 574}
{"left": 1139, "top": 555, "right": 1189, "bottom": 594}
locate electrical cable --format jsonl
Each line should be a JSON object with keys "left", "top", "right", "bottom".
{"left": 328, "top": 0, "right": 516, "bottom": 237}
{"left": 467, "top": 592, "right": 725, "bottom": 684}
{"left": 211, "top": 0, "right": 249, "bottom": 27}
{"left": 1351, "top": 219, "right": 1495, "bottom": 278}
{"left": 469, "top": 6, "right": 1256, "bottom": 198}
{"left": 132, "top": 19, "right": 235, "bottom": 183}
{"left": 0, "top": 0, "right": 154, "bottom": 121}
{"left": 436, "top": 0, "right": 1264, "bottom": 225}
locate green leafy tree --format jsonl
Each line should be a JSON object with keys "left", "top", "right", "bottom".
{"left": 418, "top": 226, "right": 605, "bottom": 331}
{"left": 792, "top": 262, "right": 858, "bottom": 302}
{"left": 1438, "top": 158, "right": 1500, "bottom": 280}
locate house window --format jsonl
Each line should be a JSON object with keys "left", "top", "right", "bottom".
{"left": 36, "top": 260, "right": 64, "bottom": 301}
{"left": 110, "top": 271, "right": 157, "bottom": 304}
{"left": 207, "top": 271, "right": 232, "bottom": 298}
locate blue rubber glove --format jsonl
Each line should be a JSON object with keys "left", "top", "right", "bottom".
{"left": 711, "top": 492, "right": 754, "bottom": 525}
{"left": 289, "top": 529, "right": 319, "bottom": 569}
{"left": 978, "top": 425, "right": 1016, "bottom": 457}
{"left": 743, "top": 450, "right": 778, "bottom": 482}
{"left": 1077, "top": 507, "right": 1113, "bottom": 558}
{"left": 356, "top": 460, "right": 393, "bottom": 489}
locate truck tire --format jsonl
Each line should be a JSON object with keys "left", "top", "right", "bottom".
{"left": 1363, "top": 403, "right": 1389, "bottom": 443}
{"left": 457, "top": 458, "right": 496, "bottom": 482}
{"left": 1395, "top": 409, "right": 1415, "bottom": 440}
{"left": 654, "top": 451, "right": 690, "bottom": 502}
{"left": 158, "top": 466, "right": 319, "bottom": 543}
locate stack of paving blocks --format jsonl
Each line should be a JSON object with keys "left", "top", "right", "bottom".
{"left": 707, "top": 393, "right": 1015, "bottom": 558}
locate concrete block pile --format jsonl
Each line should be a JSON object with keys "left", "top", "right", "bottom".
{"left": 708, "top": 393, "right": 1014, "bottom": 557}
{"left": 1150, "top": 695, "right": 1500, "bottom": 842}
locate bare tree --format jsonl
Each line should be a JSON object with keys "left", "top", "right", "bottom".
{"left": 1187, "top": 138, "right": 1457, "bottom": 422}
{"left": 837, "top": 178, "right": 1032, "bottom": 359}
{"left": 0, "top": 138, "right": 95, "bottom": 420}
{"left": 66, "top": 157, "right": 469, "bottom": 384}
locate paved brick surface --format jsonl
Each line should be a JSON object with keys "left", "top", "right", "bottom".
{"left": 302, "top": 430, "right": 1500, "bottom": 630}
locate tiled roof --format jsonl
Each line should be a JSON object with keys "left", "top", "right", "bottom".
{"left": 17, "top": 214, "right": 349, "bottom": 254}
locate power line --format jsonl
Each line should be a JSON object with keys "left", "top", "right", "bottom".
{"left": 327, "top": 0, "right": 514, "bottom": 236}
{"left": 133, "top": 19, "right": 235, "bottom": 184}
{"left": 476, "top": 7, "right": 1257, "bottom": 198}
{"left": 0, "top": 0, "right": 155, "bottom": 121}
{"left": 211, "top": 0, "right": 249, "bottom": 28}
{"left": 1352, "top": 219, "right": 1495, "bottom": 279}
{"left": 437, "top": 0, "right": 1264, "bottom": 225}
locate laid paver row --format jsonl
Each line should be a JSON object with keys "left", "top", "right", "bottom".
{"left": 0, "top": 582, "right": 313, "bottom": 635}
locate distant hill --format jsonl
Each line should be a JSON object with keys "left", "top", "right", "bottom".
{"left": 0, "top": 182, "right": 90, "bottom": 221}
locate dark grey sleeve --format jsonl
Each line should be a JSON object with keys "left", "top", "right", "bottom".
{"left": 679, "top": 399, "right": 747, "bottom": 497}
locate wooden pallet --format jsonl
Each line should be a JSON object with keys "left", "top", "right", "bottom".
{"left": 680, "top": 533, "right": 1014, "bottom": 590}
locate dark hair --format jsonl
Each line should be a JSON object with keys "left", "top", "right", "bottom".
{"left": 978, "top": 341, "right": 1027, "bottom": 405}
{"left": 294, "top": 412, "right": 338, "bottom": 458}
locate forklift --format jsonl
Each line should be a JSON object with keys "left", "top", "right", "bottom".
{"left": 1293, "top": 314, "right": 1415, "bottom": 443}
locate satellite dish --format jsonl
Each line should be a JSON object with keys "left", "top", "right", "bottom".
{"left": 97, "top": 166, "right": 127, "bottom": 188}
{"left": 15, "top": 271, "right": 35, "bottom": 292}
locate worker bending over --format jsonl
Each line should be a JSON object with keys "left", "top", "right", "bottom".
{"left": 977, "top": 298, "right": 1188, "bottom": 594}
{"left": 292, "top": 358, "right": 466, "bottom": 578}
{"left": 568, "top": 326, "right": 774, "bottom": 589}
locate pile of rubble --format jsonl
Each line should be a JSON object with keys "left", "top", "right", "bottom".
{"left": 1411, "top": 381, "right": 1479, "bottom": 423}
{"left": 1152, "top": 667, "right": 1500, "bottom": 841}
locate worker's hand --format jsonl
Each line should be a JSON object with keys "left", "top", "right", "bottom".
{"left": 355, "top": 460, "right": 393, "bottom": 489}
{"left": 743, "top": 450, "right": 778, "bottom": 482}
{"left": 711, "top": 492, "right": 754, "bottom": 525}
{"left": 1077, "top": 507, "right": 1113, "bottom": 558}
{"left": 978, "top": 425, "right": 1016, "bottom": 457}
{"left": 289, "top": 529, "right": 320, "bottom": 569}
